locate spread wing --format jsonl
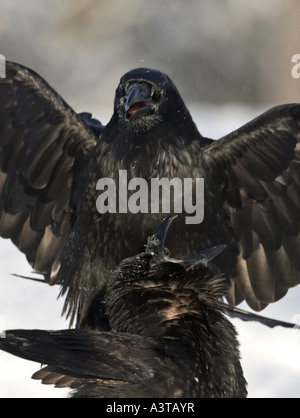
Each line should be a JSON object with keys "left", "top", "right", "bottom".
{"left": 0, "top": 329, "right": 185, "bottom": 397}
{"left": 203, "top": 104, "right": 300, "bottom": 310}
{"left": 0, "top": 61, "right": 99, "bottom": 284}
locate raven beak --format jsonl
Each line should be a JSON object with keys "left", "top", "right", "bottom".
{"left": 125, "top": 83, "right": 153, "bottom": 116}
{"left": 146, "top": 216, "right": 226, "bottom": 270}
{"left": 179, "top": 245, "right": 227, "bottom": 271}
{"left": 146, "top": 216, "right": 178, "bottom": 256}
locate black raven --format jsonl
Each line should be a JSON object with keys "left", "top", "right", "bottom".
{"left": 0, "top": 217, "right": 247, "bottom": 398}
{"left": 1, "top": 62, "right": 300, "bottom": 326}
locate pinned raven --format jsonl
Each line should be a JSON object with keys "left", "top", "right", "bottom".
{"left": 1, "top": 62, "right": 300, "bottom": 326}
{"left": 0, "top": 217, "right": 247, "bottom": 398}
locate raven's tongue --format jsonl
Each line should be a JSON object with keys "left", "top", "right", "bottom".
{"left": 129, "top": 102, "right": 149, "bottom": 115}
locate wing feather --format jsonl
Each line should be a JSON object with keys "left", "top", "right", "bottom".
{"left": 0, "top": 61, "right": 100, "bottom": 284}
{"left": 204, "top": 104, "right": 300, "bottom": 309}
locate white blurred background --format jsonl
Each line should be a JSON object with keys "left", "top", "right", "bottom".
{"left": 0, "top": 0, "right": 300, "bottom": 398}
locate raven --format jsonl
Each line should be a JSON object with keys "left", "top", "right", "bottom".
{"left": 0, "top": 217, "right": 247, "bottom": 398}
{"left": 1, "top": 62, "right": 300, "bottom": 326}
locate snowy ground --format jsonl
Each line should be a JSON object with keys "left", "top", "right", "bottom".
{"left": 0, "top": 104, "right": 300, "bottom": 398}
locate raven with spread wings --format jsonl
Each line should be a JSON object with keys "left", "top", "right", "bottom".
{"left": 1, "top": 62, "right": 300, "bottom": 326}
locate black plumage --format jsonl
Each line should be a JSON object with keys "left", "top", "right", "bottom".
{"left": 0, "top": 217, "right": 247, "bottom": 398}
{"left": 1, "top": 62, "right": 300, "bottom": 326}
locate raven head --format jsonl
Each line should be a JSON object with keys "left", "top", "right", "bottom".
{"left": 108, "top": 216, "right": 227, "bottom": 299}
{"left": 106, "top": 216, "right": 227, "bottom": 336}
{"left": 114, "top": 68, "right": 196, "bottom": 134}
{"left": 145, "top": 215, "right": 226, "bottom": 277}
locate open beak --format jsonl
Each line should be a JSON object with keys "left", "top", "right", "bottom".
{"left": 125, "top": 83, "right": 153, "bottom": 116}
{"left": 146, "top": 216, "right": 226, "bottom": 270}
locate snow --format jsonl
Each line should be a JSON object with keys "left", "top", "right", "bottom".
{"left": 0, "top": 104, "right": 300, "bottom": 398}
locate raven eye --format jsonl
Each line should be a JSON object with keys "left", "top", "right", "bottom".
{"left": 151, "top": 87, "right": 162, "bottom": 102}
{"left": 124, "top": 82, "right": 132, "bottom": 94}
{"left": 118, "top": 84, "right": 126, "bottom": 96}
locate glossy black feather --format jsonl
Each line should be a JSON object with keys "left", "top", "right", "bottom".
{"left": 0, "top": 220, "right": 247, "bottom": 398}
{"left": 0, "top": 62, "right": 97, "bottom": 286}
{"left": 1, "top": 62, "right": 300, "bottom": 325}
